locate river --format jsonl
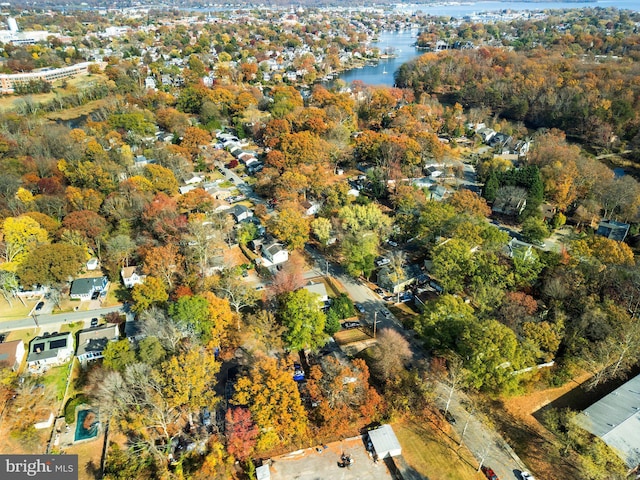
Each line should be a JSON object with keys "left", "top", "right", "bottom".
{"left": 337, "top": 0, "right": 639, "bottom": 87}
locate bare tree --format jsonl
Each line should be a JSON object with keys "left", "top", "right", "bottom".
{"left": 139, "top": 307, "right": 190, "bottom": 353}
{"left": 370, "top": 328, "right": 412, "bottom": 384}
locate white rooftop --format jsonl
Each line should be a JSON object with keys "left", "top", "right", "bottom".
{"left": 575, "top": 373, "right": 640, "bottom": 467}
{"left": 368, "top": 424, "right": 402, "bottom": 459}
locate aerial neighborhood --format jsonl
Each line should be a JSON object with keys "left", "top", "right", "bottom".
{"left": 0, "top": 2, "right": 640, "bottom": 480}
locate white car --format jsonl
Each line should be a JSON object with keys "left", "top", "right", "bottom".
{"left": 521, "top": 472, "right": 535, "bottom": 480}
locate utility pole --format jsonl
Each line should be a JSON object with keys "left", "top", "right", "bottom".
{"left": 31, "top": 313, "right": 39, "bottom": 329}
{"left": 326, "top": 260, "right": 329, "bottom": 277}
{"left": 373, "top": 311, "right": 377, "bottom": 338}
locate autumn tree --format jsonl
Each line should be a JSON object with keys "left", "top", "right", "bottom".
{"left": 233, "top": 357, "right": 307, "bottom": 451}
{"left": 447, "top": 189, "right": 491, "bottom": 217}
{"left": 143, "top": 164, "right": 179, "bottom": 195}
{"left": 181, "top": 126, "right": 211, "bottom": 160}
{"left": 62, "top": 210, "right": 108, "bottom": 247}
{"left": 131, "top": 276, "right": 169, "bottom": 313}
{"left": 0, "top": 216, "right": 49, "bottom": 272}
{"left": 278, "top": 288, "right": 327, "bottom": 351}
{"left": 141, "top": 244, "right": 183, "bottom": 290}
{"left": 370, "top": 328, "right": 412, "bottom": 384}
{"left": 267, "top": 207, "right": 310, "bottom": 251}
{"left": 225, "top": 407, "right": 258, "bottom": 461}
{"left": 269, "top": 254, "right": 306, "bottom": 297}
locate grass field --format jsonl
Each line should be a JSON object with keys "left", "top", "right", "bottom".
{"left": 334, "top": 328, "right": 372, "bottom": 345}
{"left": 394, "top": 420, "right": 484, "bottom": 480}
{"left": 0, "top": 297, "right": 34, "bottom": 322}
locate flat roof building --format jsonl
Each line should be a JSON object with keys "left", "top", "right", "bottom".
{"left": 575, "top": 373, "right": 640, "bottom": 467}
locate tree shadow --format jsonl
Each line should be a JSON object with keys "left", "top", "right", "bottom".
{"left": 85, "top": 459, "right": 101, "bottom": 479}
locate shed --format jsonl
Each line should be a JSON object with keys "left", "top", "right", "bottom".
{"left": 368, "top": 424, "right": 402, "bottom": 459}
{"left": 256, "top": 464, "right": 270, "bottom": 480}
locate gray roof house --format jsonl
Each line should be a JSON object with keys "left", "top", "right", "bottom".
{"left": 228, "top": 205, "right": 253, "bottom": 223}
{"left": 302, "top": 282, "right": 329, "bottom": 305}
{"left": 76, "top": 324, "right": 120, "bottom": 363}
{"left": 70, "top": 276, "right": 109, "bottom": 300}
{"left": 27, "top": 332, "right": 74, "bottom": 372}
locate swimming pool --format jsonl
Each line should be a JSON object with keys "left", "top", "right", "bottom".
{"left": 74, "top": 409, "right": 100, "bottom": 443}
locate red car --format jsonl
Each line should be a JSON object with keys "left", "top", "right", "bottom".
{"left": 482, "top": 466, "right": 499, "bottom": 480}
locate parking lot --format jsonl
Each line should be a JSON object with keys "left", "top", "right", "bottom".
{"left": 268, "top": 436, "right": 393, "bottom": 480}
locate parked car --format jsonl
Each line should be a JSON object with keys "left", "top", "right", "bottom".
{"left": 90, "top": 318, "right": 99, "bottom": 328}
{"left": 355, "top": 303, "right": 365, "bottom": 313}
{"left": 375, "top": 288, "right": 385, "bottom": 296}
{"left": 201, "top": 408, "right": 211, "bottom": 426}
{"left": 481, "top": 466, "right": 499, "bottom": 480}
{"left": 520, "top": 472, "right": 535, "bottom": 480}
{"left": 341, "top": 321, "right": 360, "bottom": 330}
{"left": 439, "top": 409, "right": 456, "bottom": 424}
{"left": 386, "top": 240, "right": 398, "bottom": 247}
{"left": 293, "top": 363, "right": 305, "bottom": 382}
{"left": 35, "top": 301, "right": 45, "bottom": 311}
{"left": 375, "top": 257, "right": 390, "bottom": 267}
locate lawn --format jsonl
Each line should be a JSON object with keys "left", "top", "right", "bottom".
{"left": 42, "top": 361, "right": 74, "bottom": 405}
{"left": 394, "top": 420, "right": 484, "bottom": 480}
{"left": 334, "top": 328, "right": 372, "bottom": 345}
{"left": 388, "top": 303, "right": 419, "bottom": 329}
{"left": 0, "top": 297, "right": 37, "bottom": 322}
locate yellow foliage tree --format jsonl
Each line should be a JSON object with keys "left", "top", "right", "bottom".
{"left": 233, "top": 357, "right": 307, "bottom": 452}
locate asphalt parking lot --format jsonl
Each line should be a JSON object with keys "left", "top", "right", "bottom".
{"left": 268, "top": 436, "right": 393, "bottom": 480}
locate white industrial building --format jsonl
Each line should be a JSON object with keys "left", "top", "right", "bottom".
{"left": 575, "top": 373, "right": 640, "bottom": 467}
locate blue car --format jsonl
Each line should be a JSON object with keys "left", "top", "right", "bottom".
{"left": 293, "top": 363, "right": 305, "bottom": 382}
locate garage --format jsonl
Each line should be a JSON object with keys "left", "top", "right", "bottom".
{"left": 368, "top": 424, "right": 402, "bottom": 459}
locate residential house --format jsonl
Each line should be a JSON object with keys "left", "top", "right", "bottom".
{"left": 378, "top": 264, "right": 421, "bottom": 294}
{"left": 429, "top": 185, "right": 450, "bottom": 202}
{"left": 27, "top": 332, "right": 74, "bottom": 372}
{"left": 76, "top": 324, "right": 120, "bottom": 363}
{"left": 0, "top": 340, "right": 25, "bottom": 371}
{"left": 478, "top": 127, "right": 496, "bottom": 143}
{"left": 70, "top": 276, "right": 109, "bottom": 300}
{"left": 540, "top": 203, "right": 557, "bottom": 223}
{"left": 492, "top": 191, "right": 527, "bottom": 217}
{"left": 301, "top": 200, "right": 320, "bottom": 216}
{"left": 229, "top": 205, "right": 253, "bottom": 223}
{"left": 145, "top": 76, "right": 157, "bottom": 90}
{"left": 121, "top": 266, "right": 145, "bottom": 289}
{"left": 261, "top": 240, "right": 289, "bottom": 266}
{"left": 505, "top": 238, "right": 534, "bottom": 261}
{"left": 596, "top": 219, "right": 630, "bottom": 242}
{"left": 302, "top": 282, "right": 329, "bottom": 306}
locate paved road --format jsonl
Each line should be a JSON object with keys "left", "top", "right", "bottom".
{"left": 305, "top": 244, "right": 530, "bottom": 480}
{"left": 0, "top": 305, "right": 126, "bottom": 332}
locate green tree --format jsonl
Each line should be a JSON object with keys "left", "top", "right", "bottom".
{"left": 521, "top": 217, "right": 550, "bottom": 243}
{"left": 237, "top": 222, "right": 257, "bottom": 246}
{"left": 278, "top": 289, "right": 327, "bottom": 351}
{"left": 431, "top": 239, "right": 475, "bottom": 293}
{"left": 342, "top": 232, "right": 379, "bottom": 279}
{"left": 137, "top": 337, "right": 166, "bottom": 365}
{"left": 338, "top": 203, "right": 392, "bottom": 236}
{"left": 103, "top": 339, "right": 136, "bottom": 371}
{"left": 168, "top": 295, "right": 210, "bottom": 338}
{"left": 17, "top": 243, "right": 85, "bottom": 287}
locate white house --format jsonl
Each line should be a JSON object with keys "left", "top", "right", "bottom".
{"left": 302, "top": 282, "right": 329, "bottom": 306}
{"left": 0, "top": 340, "right": 25, "bottom": 371}
{"left": 76, "top": 324, "right": 120, "bottom": 363}
{"left": 121, "top": 266, "right": 145, "bottom": 289}
{"left": 301, "top": 200, "right": 320, "bottom": 216}
{"left": 27, "top": 332, "right": 74, "bottom": 372}
{"left": 262, "top": 240, "right": 289, "bottom": 266}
